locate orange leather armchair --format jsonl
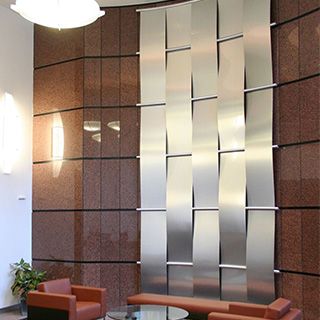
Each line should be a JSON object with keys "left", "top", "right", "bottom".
{"left": 27, "top": 278, "right": 106, "bottom": 320}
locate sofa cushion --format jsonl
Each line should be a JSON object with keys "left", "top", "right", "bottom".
{"left": 127, "top": 293, "right": 229, "bottom": 314}
{"left": 229, "top": 302, "right": 266, "bottom": 317}
{"left": 38, "top": 278, "right": 72, "bottom": 295}
{"left": 76, "top": 301, "right": 100, "bottom": 320}
{"left": 264, "top": 298, "right": 292, "bottom": 319}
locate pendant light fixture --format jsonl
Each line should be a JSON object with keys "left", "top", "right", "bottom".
{"left": 11, "top": 0, "right": 105, "bottom": 29}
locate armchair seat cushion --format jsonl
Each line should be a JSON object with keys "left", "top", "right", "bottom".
{"left": 76, "top": 302, "right": 101, "bottom": 320}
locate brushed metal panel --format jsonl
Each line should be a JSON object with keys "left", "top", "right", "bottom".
{"left": 166, "top": 4, "right": 191, "bottom": 48}
{"left": 140, "top": 10, "right": 166, "bottom": 104}
{"left": 140, "top": 106, "right": 166, "bottom": 208}
{"left": 193, "top": 99, "right": 218, "bottom": 207}
{"left": 191, "top": 0, "right": 218, "bottom": 97}
{"left": 141, "top": 211, "right": 167, "bottom": 294}
{"left": 217, "top": 38, "right": 245, "bottom": 150}
{"left": 219, "top": 152, "right": 246, "bottom": 265}
{"left": 167, "top": 157, "right": 193, "bottom": 262}
{"left": 243, "top": 0, "right": 272, "bottom": 88}
{"left": 247, "top": 210, "right": 275, "bottom": 303}
{"left": 218, "top": 0, "right": 243, "bottom": 38}
{"left": 193, "top": 211, "right": 220, "bottom": 298}
{"left": 246, "top": 89, "right": 274, "bottom": 207}
{"left": 166, "top": 50, "right": 192, "bottom": 154}
{"left": 168, "top": 265, "right": 193, "bottom": 297}
{"left": 221, "top": 268, "right": 247, "bottom": 302}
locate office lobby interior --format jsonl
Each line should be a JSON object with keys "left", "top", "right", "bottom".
{"left": 0, "top": 0, "right": 319, "bottom": 319}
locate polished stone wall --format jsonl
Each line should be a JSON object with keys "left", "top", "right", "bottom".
{"left": 32, "top": 0, "right": 319, "bottom": 317}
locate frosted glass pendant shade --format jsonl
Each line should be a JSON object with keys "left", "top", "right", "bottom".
{"left": 11, "top": 0, "right": 105, "bottom": 29}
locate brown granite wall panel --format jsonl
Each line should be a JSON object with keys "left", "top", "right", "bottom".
{"left": 100, "top": 264, "right": 120, "bottom": 309}
{"left": 281, "top": 273, "right": 304, "bottom": 312}
{"left": 33, "top": 161, "right": 83, "bottom": 210}
{"left": 101, "top": 8, "right": 120, "bottom": 56}
{"left": 271, "top": 29, "right": 279, "bottom": 84}
{"left": 303, "top": 275, "right": 320, "bottom": 320}
{"left": 32, "top": 211, "right": 80, "bottom": 261}
{"left": 119, "top": 264, "right": 139, "bottom": 305}
{"left": 81, "top": 264, "right": 101, "bottom": 288}
{"left": 120, "top": 57, "right": 139, "bottom": 106}
{"left": 299, "top": 0, "right": 320, "bottom": 14}
{"left": 101, "top": 108, "right": 121, "bottom": 157}
{"left": 85, "top": 20, "right": 102, "bottom": 56}
{"left": 83, "top": 108, "right": 102, "bottom": 158}
{"left": 83, "top": 160, "right": 101, "bottom": 209}
{"left": 120, "top": 159, "right": 139, "bottom": 209}
{"left": 101, "top": 212, "right": 120, "bottom": 261}
{"left": 120, "top": 6, "right": 139, "bottom": 55}
{"left": 84, "top": 59, "right": 101, "bottom": 107}
{"left": 34, "top": 26, "right": 84, "bottom": 68}
{"left": 101, "top": 160, "right": 120, "bottom": 209}
{"left": 102, "top": 58, "right": 120, "bottom": 106}
{"left": 34, "top": 60, "right": 84, "bottom": 114}
{"left": 278, "top": 0, "right": 299, "bottom": 22}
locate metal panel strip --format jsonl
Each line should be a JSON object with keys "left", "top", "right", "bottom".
{"left": 246, "top": 89, "right": 274, "bottom": 207}
{"left": 243, "top": 0, "right": 272, "bottom": 88}
{"left": 166, "top": 4, "right": 191, "bottom": 48}
{"left": 218, "top": 0, "right": 243, "bottom": 38}
{"left": 191, "top": 0, "right": 218, "bottom": 97}
{"left": 193, "top": 99, "right": 218, "bottom": 207}
{"left": 193, "top": 211, "right": 220, "bottom": 298}
{"left": 221, "top": 268, "right": 247, "bottom": 301}
{"left": 167, "top": 157, "right": 193, "bottom": 263}
{"left": 141, "top": 211, "right": 167, "bottom": 294}
{"left": 140, "top": 106, "right": 166, "bottom": 208}
{"left": 217, "top": 37, "right": 245, "bottom": 150}
{"left": 219, "top": 152, "right": 246, "bottom": 266}
{"left": 247, "top": 210, "right": 275, "bottom": 303}
{"left": 140, "top": 10, "right": 166, "bottom": 105}
{"left": 168, "top": 266, "right": 193, "bottom": 297}
{"left": 166, "top": 50, "right": 192, "bottom": 154}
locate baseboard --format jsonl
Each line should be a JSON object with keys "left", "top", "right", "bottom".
{"left": 0, "top": 303, "right": 20, "bottom": 313}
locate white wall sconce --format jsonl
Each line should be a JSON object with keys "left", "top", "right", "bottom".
{"left": 11, "top": 0, "right": 105, "bottom": 29}
{"left": 52, "top": 126, "right": 64, "bottom": 160}
{"left": 0, "top": 93, "right": 21, "bottom": 174}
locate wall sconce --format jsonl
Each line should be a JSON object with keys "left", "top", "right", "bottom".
{"left": 52, "top": 126, "right": 64, "bottom": 160}
{"left": 0, "top": 92, "right": 20, "bottom": 174}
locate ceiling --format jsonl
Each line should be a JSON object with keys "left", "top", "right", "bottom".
{"left": 0, "top": 0, "right": 168, "bottom": 9}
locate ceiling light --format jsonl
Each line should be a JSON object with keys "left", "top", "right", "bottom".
{"left": 107, "top": 121, "right": 120, "bottom": 132}
{"left": 11, "top": 0, "right": 105, "bottom": 29}
{"left": 84, "top": 121, "right": 101, "bottom": 132}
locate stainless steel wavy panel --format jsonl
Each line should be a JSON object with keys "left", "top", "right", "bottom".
{"left": 221, "top": 268, "right": 247, "bottom": 302}
{"left": 247, "top": 210, "right": 275, "bottom": 303}
{"left": 191, "top": 0, "right": 217, "bottom": 97}
{"left": 167, "top": 156, "right": 192, "bottom": 262}
{"left": 141, "top": 211, "right": 167, "bottom": 294}
{"left": 193, "top": 211, "right": 220, "bottom": 298}
{"left": 166, "top": 4, "right": 191, "bottom": 48}
{"left": 218, "top": 0, "right": 243, "bottom": 38}
{"left": 193, "top": 99, "right": 218, "bottom": 207}
{"left": 219, "top": 152, "right": 246, "bottom": 265}
{"left": 140, "top": 106, "right": 166, "bottom": 208}
{"left": 243, "top": 0, "right": 272, "bottom": 88}
{"left": 166, "top": 50, "right": 192, "bottom": 154}
{"left": 140, "top": 10, "right": 166, "bottom": 104}
{"left": 217, "top": 38, "right": 245, "bottom": 150}
{"left": 168, "top": 266, "right": 193, "bottom": 297}
{"left": 246, "top": 89, "right": 274, "bottom": 207}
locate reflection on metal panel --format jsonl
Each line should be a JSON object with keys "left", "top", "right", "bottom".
{"left": 221, "top": 268, "right": 247, "bottom": 302}
{"left": 168, "top": 265, "right": 193, "bottom": 297}
{"left": 193, "top": 211, "right": 220, "bottom": 298}
{"left": 167, "top": 157, "right": 192, "bottom": 262}
{"left": 166, "top": 50, "right": 192, "bottom": 154}
{"left": 193, "top": 99, "right": 218, "bottom": 207}
{"left": 217, "top": 38, "right": 245, "bottom": 150}
{"left": 191, "top": 0, "right": 217, "bottom": 97}
{"left": 141, "top": 211, "right": 167, "bottom": 294}
{"left": 246, "top": 89, "right": 274, "bottom": 207}
{"left": 140, "top": 106, "right": 166, "bottom": 208}
{"left": 247, "top": 210, "right": 275, "bottom": 303}
{"left": 166, "top": 4, "right": 191, "bottom": 48}
{"left": 243, "top": 0, "right": 272, "bottom": 88}
{"left": 218, "top": 0, "right": 243, "bottom": 38}
{"left": 219, "top": 152, "right": 246, "bottom": 265}
{"left": 140, "top": 10, "right": 166, "bottom": 104}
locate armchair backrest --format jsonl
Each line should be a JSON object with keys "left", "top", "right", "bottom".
{"left": 38, "top": 278, "right": 72, "bottom": 295}
{"left": 264, "top": 298, "right": 292, "bottom": 319}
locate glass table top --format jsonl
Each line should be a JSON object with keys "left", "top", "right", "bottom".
{"left": 107, "top": 304, "right": 189, "bottom": 320}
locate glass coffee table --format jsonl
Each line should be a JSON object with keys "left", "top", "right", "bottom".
{"left": 107, "top": 304, "right": 189, "bottom": 320}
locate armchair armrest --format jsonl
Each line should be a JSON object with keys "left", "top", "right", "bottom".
{"left": 27, "top": 290, "right": 76, "bottom": 312}
{"left": 229, "top": 303, "right": 267, "bottom": 317}
{"left": 208, "top": 312, "right": 263, "bottom": 320}
{"left": 71, "top": 285, "right": 107, "bottom": 316}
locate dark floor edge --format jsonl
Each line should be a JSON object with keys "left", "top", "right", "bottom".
{"left": 0, "top": 304, "right": 19, "bottom": 313}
